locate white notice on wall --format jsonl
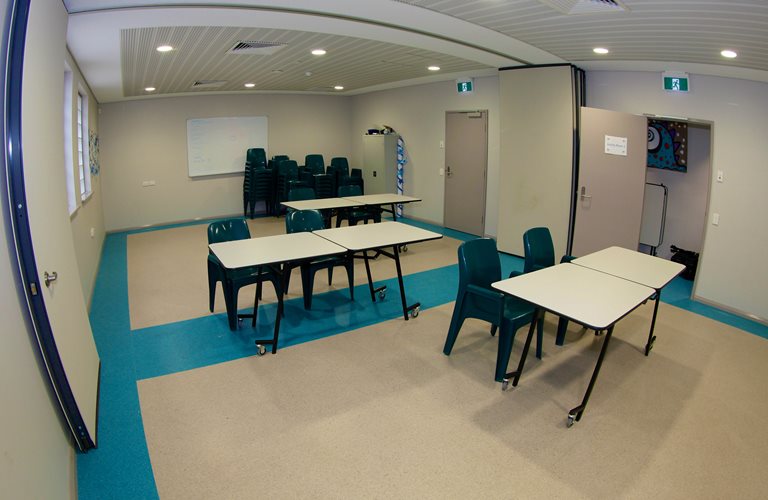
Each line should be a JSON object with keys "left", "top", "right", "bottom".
{"left": 604, "top": 135, "right": 628, "bottom": 156}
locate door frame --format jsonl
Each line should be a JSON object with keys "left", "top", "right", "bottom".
{"left": 4, "top": 0, "right": 96, "bottom": 451}
{"left": 443, "top": 109, "right": 489, "bottom": 236}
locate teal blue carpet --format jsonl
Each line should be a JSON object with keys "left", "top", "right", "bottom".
{"left": 76, "top": 219, "right": 767, "bottom": 499}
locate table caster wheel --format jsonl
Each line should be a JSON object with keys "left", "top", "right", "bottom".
{"left": 501, "top": 379, "right": 509, "bottom": 391}
{"left": 401, "top": 245, "right": 408, "bottom": 252}
{"left": 378, "top": 290, "right": 386, "bottom": 300}
{"left": 256, "top": 344, "right": 267, "bottom": 356}
{"left": 238, "top": 317, "right": 243, "bottom": 324}
{"left": 410, "top": 306, "right": 420, "bottom": 318}
{"left": 567, "top": 414, "right": 575, "bottom": 428}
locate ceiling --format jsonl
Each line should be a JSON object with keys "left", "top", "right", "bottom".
{"left": 64, "top": 0, "right": 768, "bottom": 103}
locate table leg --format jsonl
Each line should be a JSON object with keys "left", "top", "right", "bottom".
{"left": 391, "top": 244, "right": 419, "bottom": 320}
{"left": 502, "top": 307, "right": 542, "bottom": 390}
{"left": 253, "top": 264, "right": 285, "bottom": 355}
{"left": 567, "top": 325, "right": 614, "bottom": 427}
{"left": 644, "top": 289, "right": 661, "bottom": 356}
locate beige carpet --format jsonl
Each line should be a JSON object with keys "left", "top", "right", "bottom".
{"left": 138, "top": 300, "right": 768, "bottom": 499}
{"left": 126, "top": 218, "right": 461, "bottom": 330}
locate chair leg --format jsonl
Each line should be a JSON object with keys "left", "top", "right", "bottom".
{"left": 490, "top": 324, "right": 497, "bottom": 336}
{"left": 495, "top": 323, "right": 514, "bottom": 382}
{"left": 223, "top": 279, "right": 238, "bottom": 331}
{"left": 252, "top": 280, "right": 262, "bottom": 327}
{"left": 443, "top": 294, "right": 466, "bottom": 355}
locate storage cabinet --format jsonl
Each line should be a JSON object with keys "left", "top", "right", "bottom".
{"left": 362, "top": 134, "right": 398, "bottom": 194}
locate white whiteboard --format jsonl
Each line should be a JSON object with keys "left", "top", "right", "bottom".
{"left": 187, "top": 116, "right": 268, "bottom": 177}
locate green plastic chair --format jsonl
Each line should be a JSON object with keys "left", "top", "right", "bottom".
{"left": 522, "top": 227, "right": 582, "bottom": 345}
{"left": 207, "top": 219, "right": 281, "bottom": 330}
{"left": 284, "top": 209, "right": 354, "bottom": 310}
{"left": 443, "top": 238, "right": 543, "bottom": 382}
{"left": 336, "top": 184, "right": 380, "bottom": 226}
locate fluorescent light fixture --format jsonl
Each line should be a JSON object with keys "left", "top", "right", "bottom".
{"left": 427, "top": 65, "right": 440, "bottom": 71}
{"left": 311, "top": 49, "right": 326, "bottom": 56}
{"left": 156, "top": 45, "right": 173, "bottom": 52}
{"left": 244, "top": 83, "right": 256, "bottom": 88}
{"left": 721, "top": 49, "right": 737, "bottom": 58}
{"left": 334, "top": 85, "right": 344, "bottom": 90}
{"left": 144, "top": 87, "right": 156, "bottom": 92}
{"left": 593, "top": 47, "right": 609, "bottom": 55}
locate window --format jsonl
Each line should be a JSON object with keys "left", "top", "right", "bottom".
{"left": 77, "top": 91, "right": 91, "bottom": 200}
{"left": 64, "top": 69, "right": 76, "bottom": 214}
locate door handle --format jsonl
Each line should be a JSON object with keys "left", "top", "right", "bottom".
{"left": 446, "top": 166, "right": 452, "bottom": 177}
{"left": 580, "top": 186, "right": 592, "bottom": 200}
{"left": 44, "top": 271, "right": 58, "bottom": 287}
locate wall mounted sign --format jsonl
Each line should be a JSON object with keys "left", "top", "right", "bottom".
{"left": 605, "top": 135, "right": 628, "bottom": 156}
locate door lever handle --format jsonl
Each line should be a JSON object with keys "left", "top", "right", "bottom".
{"left": 44, "top": 271, "right": 58, "bottom": 287}
{"left": 580, "top": 186, "right": 592, "bottom": 200}
{"left": 446, "top": 165, "right": 452, "bottom": 177}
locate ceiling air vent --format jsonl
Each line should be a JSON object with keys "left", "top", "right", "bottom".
{"left": 538, "top": 0, "right": 628, "bottom": 14}
{"left": 191, "top": 80, "right": 228, "bottom": 89}
{"left": 227, "top": 41, "right": 287, "bottom": 56}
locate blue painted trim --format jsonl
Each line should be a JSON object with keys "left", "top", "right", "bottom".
{"left": 4, "top": 0, "right": 94, "bottom": 451}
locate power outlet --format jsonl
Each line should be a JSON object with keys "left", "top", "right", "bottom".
{"left": 142, "top": 180, "right": 156, "bottom": 187}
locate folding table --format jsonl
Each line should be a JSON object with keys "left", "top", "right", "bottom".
{"left": 313, "top": 221, "right": 442, "bottom": 320}
{"left": 209, "top": 232, "right": 346, "bottom": 353}
{"left": 493, "top": 263, "right": 657, "bottom": 426}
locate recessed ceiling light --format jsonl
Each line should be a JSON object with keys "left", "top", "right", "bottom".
{"left": 334, "top": 85, "right": 344, "bottom": 90}
{"left": 144, "top": 87, "right": 156, "bottom": 92}
{"left": 428, "top": 65, "right": 440, "bottom": 71}
{"left": 721, "top": 49, "right": 738, "bottom": 58}
{"left": 311, "top": 49, "right": 326, "bottom": 56}
{"left": 593, "top": 47, "right": 609, "bottom": 55}
{"left": 244, "top": 83, "right": 256, "bottom": 88}
{"left": 156, "top": 45, "right": 173, "bottom": 53}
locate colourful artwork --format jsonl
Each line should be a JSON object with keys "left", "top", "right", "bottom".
{"left": 647, "top": 119, "right": 687, "bottom": 172}
{"left": 89, "top": 130, "right": 100, "bottom": 176}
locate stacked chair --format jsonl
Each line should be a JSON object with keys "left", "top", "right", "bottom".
{"left": 275, "top": 160, "right": 300, "bottom": 215}
{"left": 243, "top": 148, "right": 270, "bottom": 218}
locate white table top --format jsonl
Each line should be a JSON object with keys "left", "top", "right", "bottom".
{"left": 341, "top": 194, "right": 422, "bottom": 206}
{"left": 280, "top": 198, "right": 359, "bottom": 210}
{"left": 209, "top": 232, "right": 346, "bottom": 270}
{"left": 313, "top": 221, "right": 441, "bottom": 251}
{"left": 572, "top": 246, "right": 685, "bottom": 289}
{"left": 492, "top": 264, "right": 655, "bottom": 330}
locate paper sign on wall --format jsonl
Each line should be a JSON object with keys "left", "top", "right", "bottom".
{"left": 604, "top": 135, "right": 627, "bottom": 156}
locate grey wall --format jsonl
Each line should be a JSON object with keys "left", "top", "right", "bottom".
{"left": 587, "top": 71, "right": 768, "bottom": 321}
{"left": 99, "top": 94, "right": 353, "bottom": 231}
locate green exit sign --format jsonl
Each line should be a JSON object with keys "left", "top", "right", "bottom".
{"left": 456, "top": 79, "right": 474, "bottom": 94}
{"left": 662, "top": 72, "right": 689, "bottom": 92}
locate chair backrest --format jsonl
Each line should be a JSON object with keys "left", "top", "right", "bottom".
{"left": 457, "top": 238, "right": 501, "bottom": 291}
{"left": 330, "top": 157, "right": 350, "bottom": 176}
{"left": 304, "top": 154, "right": 325, "bottom": 175}
{"left": 337, "top": 184, "right": 362, "bottom": 198}
{"left": 246, "top": 148, "right": 267, "bottom": 168}
{"left": 285, "top": 209, "right": 325, "bottom": 234}
{"left": 208, "top": 218, "right": 251, "bottom": 244}
{"left": 523, "top": 227, "right": 555, "bottom": 273}
{"left": 287, "top": 187, "right": 316, "bottom": 201}
{"left": 338, "top": 175, "right": 364, "bottom": 195}
{"left": 278, "top": 159, "right": 299, "bottom": 176}
{"left": 313, "top": 173, "right": 333, "bottom": 199}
